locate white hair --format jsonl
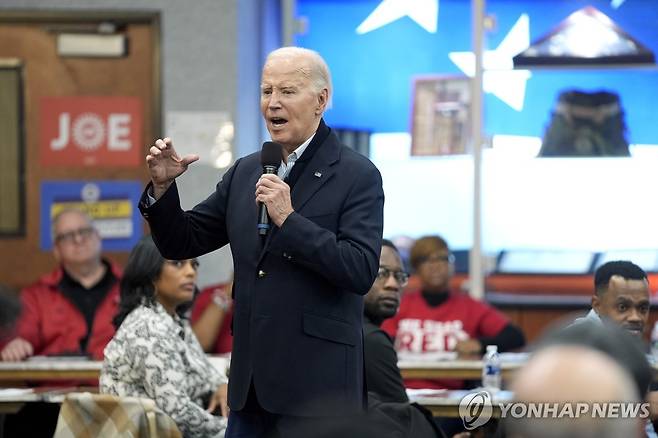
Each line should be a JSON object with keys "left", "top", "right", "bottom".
{"left": 266, "top": 46, "right": 332, "bottom": 104}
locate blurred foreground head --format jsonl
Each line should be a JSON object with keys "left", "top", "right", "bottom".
{"left": 505, "top": 322, "right": 650, "bottom": 438}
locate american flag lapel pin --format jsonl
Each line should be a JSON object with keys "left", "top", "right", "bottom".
{"left": 314, "top": 171, "right": 322, "bottom": 178}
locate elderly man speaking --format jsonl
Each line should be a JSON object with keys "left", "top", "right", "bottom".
{"left": 139, "top": 47, "right": 384, "bottom": 437}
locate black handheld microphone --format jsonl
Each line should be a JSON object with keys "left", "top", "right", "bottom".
{"left": 258, "top": 141, "right": 282, "bottom": 236}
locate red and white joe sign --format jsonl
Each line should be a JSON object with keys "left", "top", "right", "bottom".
{"left": 40, "top": 96, "right": 143, "bottom": 167}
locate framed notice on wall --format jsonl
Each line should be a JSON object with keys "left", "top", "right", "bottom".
{"left": 411, "top": 76, "right": 472, "bottom": 156}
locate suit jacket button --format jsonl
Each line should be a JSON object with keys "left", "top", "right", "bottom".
{"left": 258, "top": 270, "right": 266, "bottom": 278}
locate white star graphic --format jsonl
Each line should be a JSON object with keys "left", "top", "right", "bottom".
{"left": 356, "top": 0, "right": 439, "bottom": 34}
{"left": 449, "top": 14, "right": 531, "bottom": 111}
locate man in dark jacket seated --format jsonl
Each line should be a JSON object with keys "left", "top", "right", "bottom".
{"left": 362, "top": 239, "right": 445, "bottom": 438}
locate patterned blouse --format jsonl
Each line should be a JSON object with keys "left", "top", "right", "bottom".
{"left": 100, "top": 301, "right": 228, "bottom": 438}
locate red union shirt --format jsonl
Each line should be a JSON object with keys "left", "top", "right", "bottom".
{"left": 381, "top": 289, "right": 509, "bottom": 389}
{"left": 190, "top": 284, "right": 233, "bottom": 354}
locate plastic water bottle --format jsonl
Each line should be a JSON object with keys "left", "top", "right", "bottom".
{"left": 482, "top": 345, "right": 501, "bottom": 391}
{"left": 651, "top": 322, "right": 658, "bottom": 361}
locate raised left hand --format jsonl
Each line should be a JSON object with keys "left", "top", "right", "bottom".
{"left": 255, "top": 174, "right": 294, "bottom": 227}
{"left": 207, "top": 383, "right": 229, "bottom": 417}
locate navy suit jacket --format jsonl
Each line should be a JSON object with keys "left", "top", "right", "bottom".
{"left": 139, "top": 121, "right": 384, "bottom": 416}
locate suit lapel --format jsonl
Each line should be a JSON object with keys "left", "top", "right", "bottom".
{"left": 290, "top": 144, "right": 338, "bottom": 212}
{"left": 256, "top": 128, "right": 341, "bottom": 263}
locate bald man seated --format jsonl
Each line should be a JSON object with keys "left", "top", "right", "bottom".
{"left": 506, "top": 344, "right": 644, "bottom": 438}
{"left": 496, "top": 321, "right": 654, "bottom": 438}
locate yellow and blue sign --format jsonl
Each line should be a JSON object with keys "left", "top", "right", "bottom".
{"left": 40, "top": 180, "right": 143, "bottom": 251}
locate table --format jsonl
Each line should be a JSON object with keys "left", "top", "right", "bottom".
{"left": 399, "top": 359, "right": 522, "bottom": 380}
{"left": 409, "top": 389, "right": 514, "bottom": 418}
{"left": 0, "top": 387, "right": 85, "bottom": 414}
{"left": 0, "top": 389, "right": 39, "bottom": 414}
{"left": 399, "top": 354, "right": 658, "bottom": 381}
{"left": 398, "top": 352, "right": 529, "bottom": 380}
{"left": 0, "top": 360, "right": 101, "bottom": 382}
{"left": 0, "top": 356, "right": 229, "bottom": 382}
{"left": 1, "top": 354, "right": 655, "bottom": 385}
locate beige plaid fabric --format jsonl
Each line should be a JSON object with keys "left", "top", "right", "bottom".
{"left": 53, "top": 392, "right": 182, "bottom": 438}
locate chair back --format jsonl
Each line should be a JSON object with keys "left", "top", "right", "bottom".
{"left": 53, "top": 392, "right": 181, "bottom": 438}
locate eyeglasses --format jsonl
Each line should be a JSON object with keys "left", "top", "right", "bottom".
{"left": 165, "top": 259, "right": 200, "bottom": 270}
{"left": 54, "top": 226, "right": 96, "bottom": 245}
{"left": 418, "top": 253, "right": 455, "bottom": 265}
{"left": 376, "top": 268, "right": 409, "bottom": 286}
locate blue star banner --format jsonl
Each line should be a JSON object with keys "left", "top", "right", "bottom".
{"left": 298, "top": 0, "right": 658, "bottom": 144}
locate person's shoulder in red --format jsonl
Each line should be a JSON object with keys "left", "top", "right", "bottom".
{"left": 16, "top": 261, "right": 121, "bottom": 359}
{"left": 21, "top": 260, "right": 121, "bottom": 300}
{"left": 443, "top": 289, "right": 487, "bottom": 310}
{"left": 23, "top": 265, "right": 64, "bottom": 293}
{"left": 191, "top": 284, "right": 229, "bottom": 320}
{"left": 382, "top": 288, "right": 510, "bottom": 339}
{"left": 446, "top": 289, "right": 509, "bottom": 337}
{"left": 191, "top": 283, "right": 233, "bottom": 354}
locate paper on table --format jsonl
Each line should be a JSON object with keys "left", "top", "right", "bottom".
{"left": 469, "top": 388, "right": 516, "bottom": 401}
{"left": 406, "top": 388, "right": 448, "bottom": 398}
{"left": 499, "top": 352, "right": 530, "bottom": 363}
{"left": 398, "top": 352, "right": 459, "bottom": 362}
{"left": 27, "top": 355, "right": 90, "bottom": 362}
{"left": 208, "top": 356, "right": 230, "bottom": 375}
{"left": 0, "top": 388, "right": 34, "bottom": 397}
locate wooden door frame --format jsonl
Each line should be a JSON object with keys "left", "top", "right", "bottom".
{"left": 0, "top": 9, "right": 162, "bottom": 146}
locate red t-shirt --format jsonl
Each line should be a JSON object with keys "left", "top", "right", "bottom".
{"left": 190, "top": 284, "right": 233, "bottom": 354}
{"left": 381, "top": 289, "right": 509, "bottom": 389}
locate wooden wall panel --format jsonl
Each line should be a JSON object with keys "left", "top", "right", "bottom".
{"left": 0, "top": 13, "right": 158, "bottom": 290}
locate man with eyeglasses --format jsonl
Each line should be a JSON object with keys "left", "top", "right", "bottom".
{"left": 363, "top": 239, "right": 409, "bottom": 404}
{"left": 0, "top": 208, "right": 120, "bottom": 362}
{"left": 362, "top": 240, "right": 446, "bottom": 438}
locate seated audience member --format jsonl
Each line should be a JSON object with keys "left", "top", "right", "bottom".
{"left": 364, "top": 239, "right": 409, "bottom": 403}
{"left": 363, "top": 239, "right": 446, "bottom": 438}
{"left": 566, "top": 266, "right": 658, "bottom": 438}
{"left": 191, "top": 279, "right": 233, "bottom": 353}
{"left": 543, "top": 322, "right": 652, "bottom": 404}
{"left": 572, "top": 260, "right": 649, "bottom": 338}
{"left": 382, "top": 235, "right": 525, "bottom": 390}
{"left": 0, "top": 284, "right": 20, "bottom": 345}
{"left": 507, "top": 344, "right": 643, "bottom": 438}
{"left": 1, "top": 208, "right": 120, "bottom": 361}
{"left": 502, "top": 322, "right": 651, "bottom": 438}
{"left": 100, "top": 236, "right": 228, "bottom": 438}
